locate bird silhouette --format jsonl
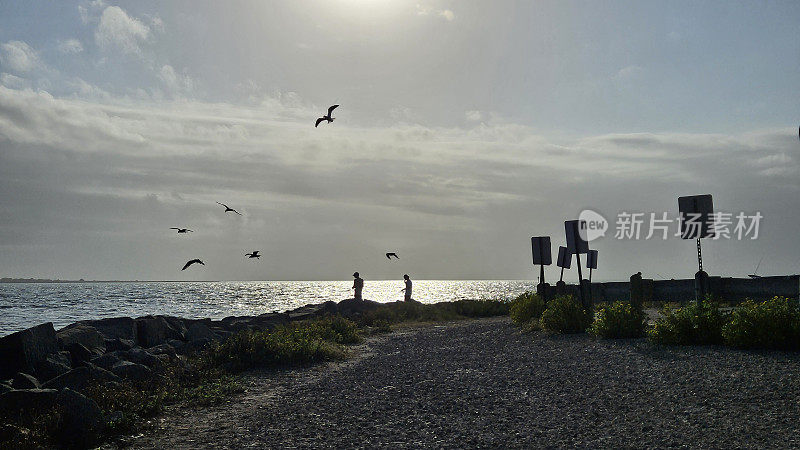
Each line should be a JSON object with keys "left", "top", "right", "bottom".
{"left": 216, "top": 202, "right": 242, "bottom": 215}
{"left": 182, "top": 259, "right": 205, "bottom": 270}
{"left": 386, "top": 252, "right": 399, "bottom": 260}
{"left": 245, "top": 251, "right": 261, "bottom": 259}
{"left": 170, "top": 228, "right": 193, "bottom": 233}
{"left": 315, "top": 105, "right": 339, "bottom": 127}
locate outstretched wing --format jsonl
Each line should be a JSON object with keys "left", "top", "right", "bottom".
{"left": 187, "top": 229, "right": 194, "bottom": 232}
{"left": 386, "top": 253, "right": 391, "bottom": 259}
{"left": 327, "top": 104, "right": 339, "bottom": 116}
{"left": 232, "top": 209, "right": 243, "bottom": 216}
{"left": 181, "top": 260, "right": 194, "bottom": 270}
{"left": 170, "top": 227, "right": 180, "bottom": 230}
{"left": 315, "top": 117, "right": 324, "bottom": 127}
{"left": 216, "top": 201, "right": 229, "bottom": 209}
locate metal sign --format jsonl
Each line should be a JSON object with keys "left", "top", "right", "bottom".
{"left": 678, "top": 194, "right": 715, "bottom": 239}
{"left": 565, "top": 220, "right": 589, "bottom": 254}
{"left": 531, "top": 236, "right": 552, "bottom": 266}
{"left": 556, "top": 246, "right": 571, "bottom": 269}
{"left": 586, "top": 249, "right": 598, "bottom": 270}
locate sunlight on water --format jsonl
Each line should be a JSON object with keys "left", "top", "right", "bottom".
{"left": 0, "top": 280, "right": 535, "bottom": 335}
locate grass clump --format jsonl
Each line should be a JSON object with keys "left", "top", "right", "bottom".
{"left": 590, "top": 301, "right": 647, "bottom": 339}
{"left": 509, "top": 292, "right": 546, "bottom": 331}
{"left": 539, "top": 295, "right": 592, "bottom": 334}
{"left": 648, "top": 300, "right": 727, "bottom": 346}
{"left": 359, "top": 299, "right": 509, "bottom": 327}
{"left": 722, "top": 296, "right": 800, "bottom": 350}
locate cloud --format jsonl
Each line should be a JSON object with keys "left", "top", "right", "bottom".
{"left": 465, "top": 110, "right": 482, "bottom": 122}
{"left": 0, "top": 72, "right": 30, "bottom": 89}
{"left": 157, "top": 64, "right": 194, "bottom": 96}
{"left": 94, "top": 6, "right": 151, "bottom": 56}
{"left": 57, "top": 39, "right": 84, "bottom": 54}
{"left": 0, "top": 41, "right": 41, "bottom": 73}
{"left": 416, "top": 4, "right": 455, "bottom": 21}
{"left": 614, "top": 65, "right": 644, "bottom": 81}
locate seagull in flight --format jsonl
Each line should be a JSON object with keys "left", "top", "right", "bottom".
{"left": 182, "top": 259, "right": 205, "bottom": 270}
{"left": 386, "top": 252, "right": 399, "bottom": 260}
{"left": 216, "top": 202, "right": 242, "bottom": 215}
{"left": 315, "top": 105, "right": 339, "bottom": 128}
{"left": 245, "top": 251, "right": 261, "bottom": 259}
{"left": 170, "top": 228, "right": 193, "bottom": 234}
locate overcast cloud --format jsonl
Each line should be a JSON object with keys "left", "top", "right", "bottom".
{"left": 0, "top": 1, "right": 798, "bottom": 281}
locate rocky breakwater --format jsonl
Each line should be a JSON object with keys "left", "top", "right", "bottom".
{"left": 0, "top": 298, "right": 382, "bottom": 446}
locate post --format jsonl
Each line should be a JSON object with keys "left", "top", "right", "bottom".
{"left": 575, "top": 251, "right": 586, "bottom": 308}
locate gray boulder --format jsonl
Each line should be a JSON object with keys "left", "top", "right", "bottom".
{"left": 104, "top": 337, "right": 135, "bottom": 352}
{"left": 11, "top": 372, "right": 39, "bottom": 389}
{"left": 66, "top": 342, "right": 94, "bottom": 366}
{"left": 119, "top": 348, "right": 163, "bottom": 370}
{"left": 34, "top": 352, "right": 72, "bottom": 383}
{"left": 68, "top": 317, "right": 137, "bottom": 341}
{"left": 111, "top": 361, "right": 153, "bottom": 382}
{"left": 0, "top": 389, "right": 58, "bottom": 420}
{"left": 337, "top": 298, "right": 381, "bottom": 315}
{"left": 91, "top": 353, "right": 121, "bottom": 371}
{"left": 55, "top": 388, "right": 104, "bottom": 447}
{"left": 186, "top": 322, "right": 217, "bottom": 343}
{"left": 42, "top": 367, "right": 93, "bottom": 393}
{"left": 136, "top": 315, "right": 185, "bottom": 348}
{"left": 0, "top": 322, "right": 59, "bottom": 379}
{"left": 56, "top": 324, "right": 106, "bottom": 354}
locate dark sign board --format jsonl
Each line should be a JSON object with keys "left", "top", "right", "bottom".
{"left": 565, "top": 220, "right": 589, "bottom": 254}
{"left": 531, "top": 236, "right": 552, "bottom": 266}
{"left": 556, "top": 246, "right": 571, "bottom": 269}
{"left": 586, "top": 249, "right": 598, "bottom": 270}
{"left": 678, "top": 194, "right": 715, "bottom": 239}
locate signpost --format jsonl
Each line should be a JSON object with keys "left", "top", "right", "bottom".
{"left": 556, "top": 245, "right": 570, "bottom": 294}
{"left": 531, "top": 236, "right": 552, "bottom": 299}
{"left": 586, "top": 249, "right": 598, "bottom": 282}
{"left": 678, "top": 194, "right": 715, "bottom": 302}
{"left": 565, "top": 220, "right": 591, "bottom": 308}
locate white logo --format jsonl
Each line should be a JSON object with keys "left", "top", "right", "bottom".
{"left": 578, "top": 209, "right": 608, "bottom": 242}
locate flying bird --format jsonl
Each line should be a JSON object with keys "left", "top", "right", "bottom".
{"left": 182, "top": 259, "right": 205, "bottom": 270}
{"left": 386, "top": 252, "right": 399, "bottom": 260}
{"left": 315, "top": 104, "right": 339, "bottom": 127}
{"left": 245, "top": 251, "right": 261, "bottom": 259}
{"left": 216, "top": 202, "right": 242, "bottom": 215}
{"left": 170, "top": 228, "right": 193, "bottom": 233}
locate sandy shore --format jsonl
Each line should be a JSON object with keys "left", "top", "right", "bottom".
{"left": 121, "top": 317, "right": 800, "bottom": 449}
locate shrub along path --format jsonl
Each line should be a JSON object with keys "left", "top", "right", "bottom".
{"left": 124, "top": 317, "right": 800, "bottom": 448}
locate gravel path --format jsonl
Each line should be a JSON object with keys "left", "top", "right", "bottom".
{"left": 127, "top": 317, "right": 800, "bottom": 449}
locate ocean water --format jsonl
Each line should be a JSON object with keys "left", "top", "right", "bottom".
{"left": 0, "top": 280, "right": 535, "bottom": 336}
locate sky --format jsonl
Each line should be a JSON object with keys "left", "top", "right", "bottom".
{"left": 0, "top": 0, "right": 798, "bottom": 282}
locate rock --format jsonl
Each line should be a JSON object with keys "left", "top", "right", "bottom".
{"left": 167, "top": 338, "right": 187, "bottom": 354}
{"left": 104, "top": 337, "right": 135, "bottom": 352}
{"left": 221, "top": 313, "right": 288, "bottom": 333}
{"left": 91, "top": 353, "right": 121, "bottom": 371}
{"left": 42, "top": 367, "right": 93, "bottom": 393}
{"left": 56, "top": 324, "right": 106, "bottom": 354}
{"left": 119, "top": 348, "right": 163, "bottom": 370}
{"left": 33, "top": 352, "right": 71, "bottom": 383}
{"left": 11, "top": 372, "right": 39, "bottom": 390}
{"left": 148, "top": 343, "right": 177, "bottom": 358}
{"left": 66, "top": 342, "right": 94, "bottom": 366}
{"left": 0, "top": 389, "right": 58, "bottom": 420}
{"left": 68, "top": 317, "right": 137, "bottom": 341}
{"left": 337, "top": 298, "right": 381, "bottom": 316}
{"left": 55, "top": 388, "right": 104, "bottom": 447}
{"left": 0, "top": 322, "right": 59, "bottom": 379}
{"left": 136, "top": 315, "right": 185, "bottom": 348}
{"left": 111, "top": 361, "right": 153, "bottom": 382}
{"left": 186, "top": 322, "right": 217, "bottom": 343}
{"left": 85, "top": 363, "right": 120, "bottom": 383}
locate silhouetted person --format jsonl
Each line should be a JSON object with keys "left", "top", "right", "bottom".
{"left": 352, "top": 272, "right": 363, "bottom": 301}
{"left": 386, "top": 252, "right": 399, "bottom": 259}
{"left": 401, "top": 274, "right": 412, "bottom": 301}
{"left": 182, "top": 259, "right": 204, "bottom": 270}
{"left": 216, "top": 202, "right": 242, "bottom": 215}
{"left": 315, "top": 105, "right": 339, "bottom": 127}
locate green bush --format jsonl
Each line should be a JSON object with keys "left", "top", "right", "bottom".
{"left": 207, "top": 317, "right": 359, "bottom": 372}
{"left": 359, "top": 299, "right": 509, "bottom": 326}
{"left": 590, "top": 301, "right": 647, "bottom": 339}
{"left": 539, "top": 295, "right": 592, "bottom": 334}
{"left": 509, "top": 292, "right": 546, "bottom": 328}
{"left": 648, "top": 300, "right": 728, "bottom": 346}
{"left": 722, "top": 296, "right": 800, "bottom": 350}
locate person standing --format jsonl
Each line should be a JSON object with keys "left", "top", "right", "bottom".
{"left": 401, "top": 274, "right": 412, "bottom": 301}
{"left": 352, "top": 272, "right": 364, "bottom": 301}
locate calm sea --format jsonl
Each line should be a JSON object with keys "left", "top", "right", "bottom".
{"left": 0, "top": 280, "right": 534, "bottom": 336}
